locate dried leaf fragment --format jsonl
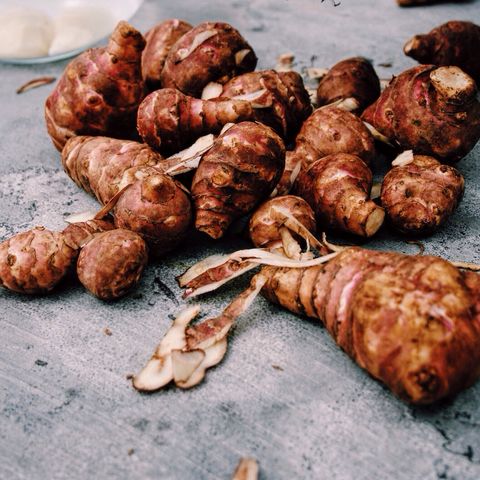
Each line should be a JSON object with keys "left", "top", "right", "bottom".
{"left": 232, "top": 458, "right": 259, "bottom": 480}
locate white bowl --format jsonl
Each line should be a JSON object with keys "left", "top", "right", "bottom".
{"left": 0, "top": 0, "right": 143, "bottom": 64}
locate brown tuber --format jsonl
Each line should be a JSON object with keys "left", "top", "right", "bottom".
{"left": 259, "top": 248, "right": 480, "bottom": 404}
{"left": 137, "top": 88, "right": 266, "bottom": 154}
{"left": 77, "top": 229, "right": 148, "bottom": 300}
{"left": 404, "top": 21, "right": 480, "bottom": 84}
{"left": 316, "top": 57, "right": 381, "bottom": 113}
{"left": 0, "top": 220, "right": 113, "bottom": 294}
{"left": 295, "top": 153, "right": 385, "bottom": 237}
{"left": 381, "top": 153, "right": 464, "bottom": 235}
{"left": 45, "top": 21, "right": 146, "bottom": 151}
{"left": 220, "top": 69, "right": 312, "bottom": 139}
{"left": 159, "top": 21, "right": 257, "bottom": 97}
{"left": 362, "top": 65, "right": 480, "bottom": 162}
{"left": 192, "top": 121, "right": 285, "bottom": 239}
{"left": 61, "top": 136, "right": 192, "bottom": 254}
{"left": 141, "top": 19, "right": 193, "bottom": 91}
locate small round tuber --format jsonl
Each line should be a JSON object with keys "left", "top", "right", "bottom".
{"left": 381, "top": 154, "right": 464, "bottom": 235}
{"left": 159, "top": 21, "right": 257, "bottom": 97}
{"left": 316, "top": 57, "right": 381, "bottom": 113}
{"left": 77, "top": 229, "right": 148, "bottom": 300}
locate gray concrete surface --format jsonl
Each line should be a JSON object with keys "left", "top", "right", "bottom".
{"left": 1, "top": 0, "right": 480, "bottom": 479}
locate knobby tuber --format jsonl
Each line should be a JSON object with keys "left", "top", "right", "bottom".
{"left": 179, "top": 246, "right": 480, "bottom": 404}
{"left": 141, "top": 19, "right": 193, "bottom": 91}
{"left": 316, "top": 57, "right": 381, "bottom": 113}
{"left": 381, "top": 153, "right": 464, "bottom": 234}
{"left": 77, "top": 229, "right": 148, "bottom": 300}
{"left": 0, "top": 219, "right": 113, "bottom": 294}
{"left": 62, "top": 136, "right": 192, "bottom": 254}
{"left": 191, "top": 121, "right": 285, "bottom": 239}
{"left": 362, "top": 65, "right": 480, "bottom": 162}
{"left": 159, "top": 21, "right": 257, "bottom": 97}
{"left": 220, "top": 69, "right": 312, "bottom": 139}
{"left": 45, "top": 21, "right": 146, "bottom": 151}
{"left": 404, "top": 21, "right": 480, "bottom": 84}
{"left": 295, "top": 153, "right": 385, "bottom": 237}
{"left": 137, "top": 88, "right": 266, "bottom": 154}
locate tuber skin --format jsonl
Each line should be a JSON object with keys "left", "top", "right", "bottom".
{"left": 220, "top": 69, "right": 312, "bottom": 139}
{"left": 61, "top": 135, "right": 192, "bottom": 254}
{"left": 361, "top": 65, "right": 480, "bottom": 162}
{"left": 295, "top": 153, "right": 385, "bottom": 237}
{"left": 45, "top": 21, "right": 146, "bottom": 151}
{"left": 137, "top": 88, "right": 262, "bottom": 154}
{"left": 249, "top": 196, "right": 316, "bottom": 249}
{"left": 141, "top": 19, "right": 193, "bottom": 91}
{"left": 159, "top": 21, "right": 257, "bottom": 97}
{"left": 381, "top": 155, "right": 464, "bottom": 235}
{"left": 260, "top": 247, "right": 480, "bottom": 404}
{"left": 0, "top": 220, "right": 113, "bottom": 294}
{"left": 404, "top": 21, "right": 480, "bottom": 84}
{"left": 191, "top": 121, "right": 285, "bottom": 239}
{"left": 77, "top": 229, "right": 148, "bottom": 300}
{"left": 316, "top": 57, "right": 381, "bottom": 114}
{"left": 62, "top": 136, "right": 165, "bottom": 205}
{"left": 290, "top": 106, "right": 376, "bottom": 169}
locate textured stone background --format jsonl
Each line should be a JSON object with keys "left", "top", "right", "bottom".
{"left": 1, "top": 1, "right": 480, "bottom": 479}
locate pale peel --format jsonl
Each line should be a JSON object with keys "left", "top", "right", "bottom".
{"left": 201, "top": 81, "right": 223, "bottom": 100}
{"left": 164, "top": 134, "right": 215, "bottom": 175}
{"left": 64, "top": 210, "right": 98, "bottom": 224}
{"left": 235, "top": 48, "right": 252, "bottom": 66}
{"left": 370, "top": 182, "right": 382, "bottom": 200}
{"left": 363, "top": 121, "right": 394, "bottom": 147}
{"left": 175, "top": 29, "right": 217, "bottom": 62}
{"left": 279, "top": 226, "right": 302, "bottom": 260}
{"left": 392, "top": 150, "right": 414, "bottom": 167}
{"left": 232, "top": 458, "right": 259, "bottom": 480}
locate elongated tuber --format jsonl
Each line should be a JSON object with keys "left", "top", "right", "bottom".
{"left": 191, "top": 121, "right": 285, "bottom": 239}
{"left": 0, "top": 219, "right": 113, "bottom": 294}
{"left": 220, "top": 70, "right": 312, "bottom": 139}
{"left": 142, "top": 19, "right": 193, "bottom": 90}
{"left": 316, "top": 57, "right": 380, "bottom": 113}
{"left": 381, "top": 153, "right": 464, "bottom": 234}
{"left": 137, "top": 88, "right": 266, "bottom": 153}
{"left": 159, "top": 21, "right": 257, "bottom": 97}
{"left": 295, "top": 153, "right": 384, "bottom": 237}
{"left": 404, "top": 21, "right": 480, "bottom": 84}
{"left": 61, "top": 135, "right": 192, "bottom": 254}
{"left": 362, "top": 65, "right": 480, "bottom": 162}
{"left": 77, "top": 229, "right": 148, "bottom": 300}
{"left": 45, "top": 21, "right": 146, "bottom": 151}
{"left": 181, "top": 246, "right": 480, "bottom": 404}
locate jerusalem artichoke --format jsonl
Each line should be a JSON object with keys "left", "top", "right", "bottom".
{"left": 142, "top": 19, "right": 193, "bottom": 90}
{"left": 159, "top": 21, "right": 257, "bottom": 97}
{"left": 316, "top": 57, "right": 381, "bottom": 113}
{"left": 191, "top": 121, "right": 285, "bottom": 239}
{"left": 45, "top": 21, "right": 146, "bottom": 151}
{"left": 295, "top": 153, "right": 385, "bottom": 237}
{"left": 404, "top": 21, "right": 480, "bottom": 84}
{"left": 61, "top": 136, "right": 192, "bottom": 254}
{"left": 137, "top": 88, "right": 265, "bottom": 153}
{"left": 220, "top": 70, "right": 312, "bottom": 139}
{"left": 361, "top": 65, "right": 480, "bottom": 162}
{"left": 77, "top": 229, "right": 148, "bottom": 300}
{"left": 381, "top": 153, "right": 464, "bottom": 234}
{"left": 0, "top": 219, "right": 113, "bottom": 294}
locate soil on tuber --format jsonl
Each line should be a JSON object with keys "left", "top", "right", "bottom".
{"left": 159, "top": 21, "right": 257, "bottom": 97}
{"left": 294, "top": 153, "right": 384, "bottom": 237}
{"left": 361, "top": 65, "right": 480, "bottom": 162}
{"left": 45, "top": 21, "right": 146, "bottom": 151}
{"left": 381, "top": 153, "right": 464, "bottom": 235}
{"left": 142, "top": 19, "right": 193, "bottom": 91}
{"left": 316, "top": 57, "right": 381, "bottom": 114}
{"left": 191, "top": 121, "right": 285, "bottom": 239}
{"left": 77, "top": 229, "right": 148, "bottom": 300}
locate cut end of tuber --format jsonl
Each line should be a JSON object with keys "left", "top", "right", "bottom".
{"left": 430, "top": 67, "right": 477, "bottom": 104}
{"left": 365, "top": 206, "right": 385, "bottom": 237}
